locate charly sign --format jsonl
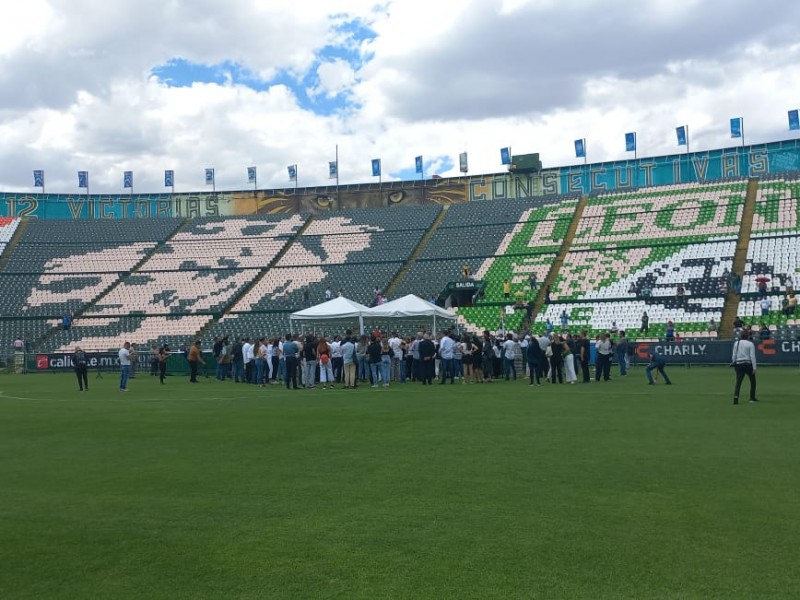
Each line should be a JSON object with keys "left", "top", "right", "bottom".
{"left": 634, "top": 339, "right": 800, "bottom": 366}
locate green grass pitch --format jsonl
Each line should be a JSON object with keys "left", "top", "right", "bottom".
{"left": 1, "top": 367, "right": 798, "bottom": 599}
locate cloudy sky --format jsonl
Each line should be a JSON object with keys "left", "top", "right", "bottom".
{"left": 1, "top": 0, "right": 798, "bottom": 193}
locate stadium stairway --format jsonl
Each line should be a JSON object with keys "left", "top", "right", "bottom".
{"left": 383, "top": 205, "right": 448, "bottom": 298}
{"left": 530, "top": 194, "right": 588, "bottom": 321}
{"left": 719, "top": 177, "right": 759, "bottom": 337}
{"left": 190, "top": 215, "right": 316, "bottom": 341}
{"left": 0, "top": 219, "right": 29, "bottom": 272}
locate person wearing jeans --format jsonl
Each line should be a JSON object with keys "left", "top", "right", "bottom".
{"left": 119, "top": 341, "right": 131, "bottom": 392}
{"left": 438, "top": 332, "right": 455, "bottom": 384}
{"left": 731, "top": 333, "right": 757, "bottom": 404}
{"left": 616, "top": 331, "right": 629, "bottom": 376}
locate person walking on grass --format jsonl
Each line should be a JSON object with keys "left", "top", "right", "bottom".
{"left": 158, "top": 344, "right": 170, "bottom": 384}
{"left": 73, "top": 346, "right": 88, "bottom": 392}
{"left": 119, "top": 341, "right": 131, "bottom": 392}
{"left": 732, "top": 330, "right": 758, "bottom": 405}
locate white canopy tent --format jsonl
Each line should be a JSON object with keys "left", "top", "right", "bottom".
{"left": 364, "top": 294, "right": 457, "bottom": 333}
{"left": 289, "top": 297, "right": 370, "bottom": 334}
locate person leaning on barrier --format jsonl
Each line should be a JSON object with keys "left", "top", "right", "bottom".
{"left": 731, "top": 330, "right": 758, "bottom": 405}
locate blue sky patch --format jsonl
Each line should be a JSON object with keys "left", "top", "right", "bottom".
{"left": 151, "top": 18, "right": 376, "bottom": 117}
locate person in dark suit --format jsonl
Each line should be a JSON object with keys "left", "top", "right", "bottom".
{"left": 418, "top": 333, "right": 436, "bottom": 385}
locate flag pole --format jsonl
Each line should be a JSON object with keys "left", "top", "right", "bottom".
{"left": 336, "top": 145, "right": 340, "bottom": 210}
{"left": 295, "top": 164, "right": 298, "bottom": 191}
{"left": 686, "top": 125, "right": 690, "bottom": 154}
{"left": 741, "top": 119, "right": 745, "bottom": 148}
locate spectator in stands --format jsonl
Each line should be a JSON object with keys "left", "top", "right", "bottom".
{"left": 73, "top": 346, "right": 88, "bottom": 391}
{"left": 545, "top": 319, "right": 553, "bottom": 335}
{"left": 325, "top": 286, "right": 333, "bottom": 301}
{"left": 676, "top": 284, "right": 685, "bottom": 301}
{"left": 158, "top": 344, "right": 170, "bottom": 384}
{"left": 14, "top": 336, "right": 24, "bottom": 352}
{"left": 760, "top": 297, "right": 771, "bottom": 316}
{"left": 708, "top": 318, "right": 718, "bottom": 334}
{"left": 595, "top": 333, "right": 612, "bottom": 382}
{"left": 785, "top": 293, "right": 797, "bottom": 315}
{"left": 529, "top": 273, "right": 537, "bottom": 291}
{"left": 119, "top": 342, "right": 131, "bottom": 392}
{"left": 640, "top": 311, "right": 649, "bottom": 334}
{"left": 757, "top": 279, "right": 768, "bottom": 299}
{"left": 732, "top": 331, "right": 757, "bottom": 405}
{"left": 302, "top": 287, "right": 310, "bottom": 306}
{"left": 188, "top": 340, "right": 205, "bottom": 383}
{"left": 560, "top": 310, "right": 569, "bottom": 330}
{"left": 646, "top": 352, "right": 672, "bottom": 385}
{"left": 786, "top": 273, "right": 794, "bottom": 292}
{"left": 759, "top": 323, "right": 771, "bottom": 341}
{"left": 731, "top": 272, "right": 742, "bottom": 294}
{"left": 544, "top": 285, "right": 552, "bottom": 304}
{"left": 62, "top": 313, "right": 72, "bottom": 330}
{"left": 628, "top": 281, "right": 638, "bottom": 296}
{"left": 503, "top": 279, "right": 511, "bottom": 300}
{"left": 732, "top": 317, "right": 744, "bottom": 339}
{"left": 610, "top": 321, "right": 619, "bottom": 334}
{"left": 463, "top": 264, "right": 472, "bottom": 279}
{"left": 665, "top": 321, "right": 675, "bottom": 342}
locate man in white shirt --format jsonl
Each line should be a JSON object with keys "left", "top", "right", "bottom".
{"left": 388, "top": 331, "right": 403, "bottom": 382}
{"left": 502, "top": 334, "right": 517, "bottom": 380}
{"left": 760, "top": 297, "right": 771, "bottom": 316}
{"left": 438, "top": 332, "right": 456, "bottom": 384}
{"left": 119, "top": 341, "right": 131, "bottom": 392}
{"left": 518, "top": 334, "right": 529, "bottom": 377}
{"left": 330, "top": 336, "right": 343, "bottom": 383}
{"left": 732, "top": 331, "right": 758, "bottom": 405}
{"left": 595, "top": 333, "right": 613, "bottom": 382}
{"left": 242, "top": 338, "right": 254, "bottom": 384}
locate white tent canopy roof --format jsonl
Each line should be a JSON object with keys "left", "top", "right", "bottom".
{"left": 364, "top": 294, "right": 456, "bottom": 320}
{"left": 289, "top": 296, "right": 371, "bottom": 321}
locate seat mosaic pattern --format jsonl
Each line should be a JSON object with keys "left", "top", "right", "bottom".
{"left": 0, "top": 217, "right": 20, "bottom": 256}
{"left": 751, "top": 178, "right": 800, "bottom": 235}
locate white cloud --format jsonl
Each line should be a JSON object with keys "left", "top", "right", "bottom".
{"left": 0, "top": 0, "right": 798, "bottom": 193}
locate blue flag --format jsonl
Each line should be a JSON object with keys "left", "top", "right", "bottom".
{"left": 574, "top": 139, "right": 586, "bottom": 158}
{"left": 123, "top": 171, "right": 133, "bottom": 189}
{"left": 371, "top": 158, "right": 381, "bottom": 177}
{"left": 730, "top": 117, "right": 742, "bottom": 139}
{"left": 415, "top": 155, "right": 423, "bottom": 174}
{"left": 500, "top": 147, "right": 511, "bottom": 165}
{"left": 625, "top": 132, "right": 636, "bottom": 152}
{"left": 789, "top": 109, "right": 800, "bottom": 131}
{"left": 288, "top": 165, "right": 297, "bottom": 181}
{"left": 329, "top": 161, "right": 338, "bottom": 179}
{"left": 205, "top": 168, "right": 215, "bottom": 185}
{"left": 247, "top": 167, "right": 256, "bottom": 183}
{"left": 164, "top": 170, "right": 174, "bottom": 187}
{"left": 78, "top": 171, "right": 88, "bottom": 189}
{"left": 676, "top": 126, "right": 687, "bottom": 146}
{"left": 33, "top": 170, "right": 44, "bottom": 188}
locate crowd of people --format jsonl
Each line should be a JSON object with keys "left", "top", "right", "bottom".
{"left": 106, "top": 325, "right": 668, "bottom": 393}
